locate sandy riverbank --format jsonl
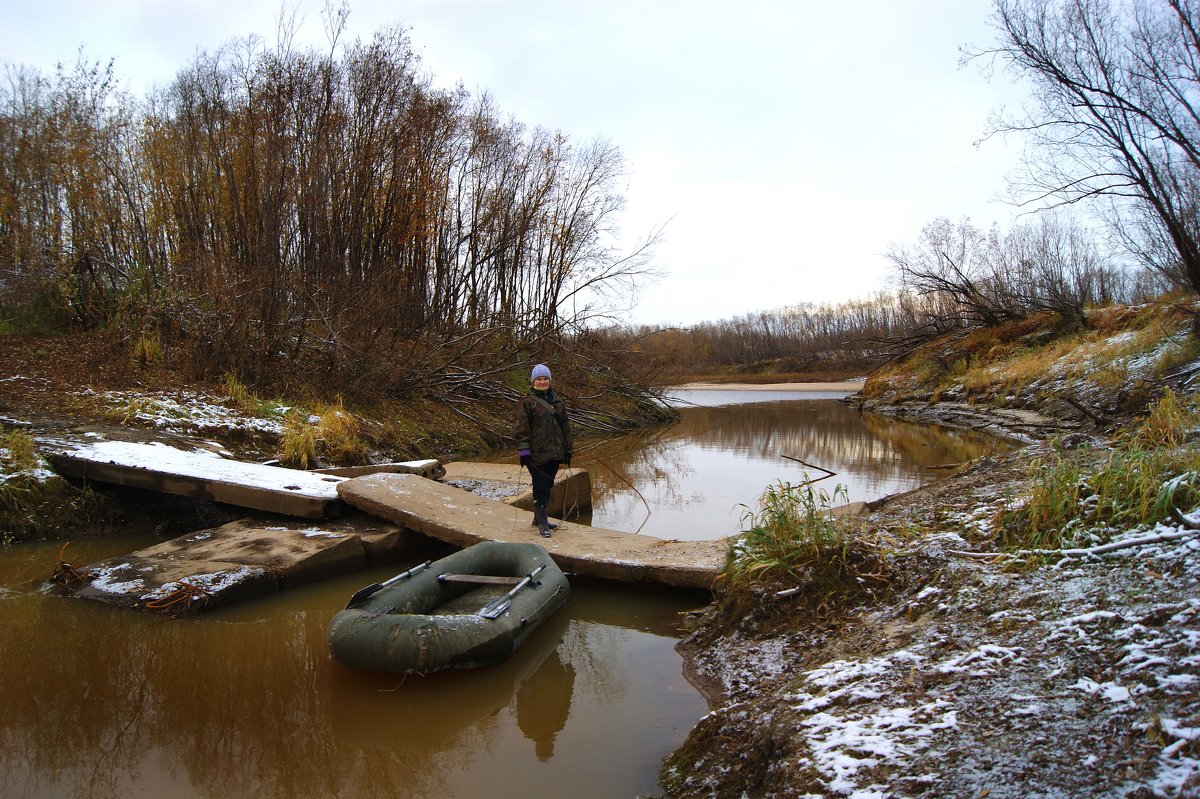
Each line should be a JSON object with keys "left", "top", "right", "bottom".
{"left": 675, "top": 381, "right": 865, "bottom": 391}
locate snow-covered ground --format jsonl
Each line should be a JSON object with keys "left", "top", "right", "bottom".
{"left": 88, "top": 388, "right": 292, "bottom": 438}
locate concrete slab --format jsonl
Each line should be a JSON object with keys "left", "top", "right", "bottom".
{"left": 135, "top": 520, "right": 369, "bottom": 587}
{"left": 62, "top": 511, "right": 426, "bottom": 613}
{"left": 337, "top": 472, "right": 726, "bottom": 590}
{"left": 441, "top": 461, "right": 592, "bottom": 518}
{"left": 68, "top": 555, "right": 280, "bottom": 613}
{"left": 314, "top": 459, "right": 446, "bottom": 480}
{"left": 45, "top": 438, "right": 345, "bottom": 518}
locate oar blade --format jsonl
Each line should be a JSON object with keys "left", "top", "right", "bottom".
{"left": 344, "top": 560, "right": 433, "bottom": 609}
{"left": 345, "top": 582, "right": 383, "bottom": 608}
{"left": 479, "top": 598, "right": 511, "bottom": 619}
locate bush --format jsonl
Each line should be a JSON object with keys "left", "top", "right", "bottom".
{"left": 720, "top": 481, "right": 890, "bottom": 613}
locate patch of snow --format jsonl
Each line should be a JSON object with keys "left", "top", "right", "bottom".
{"left": 99, "top": 389, "right": 288, "bottom": 437}
{"left": 299, "top": 529, "right": 342, "bottom": 539}
{"left": 47, "top": 439, "right": 343, "bottom": 497}
{"left": 88, "top": 563, "right": 147, "bottom": 595}
{"left": 140, "top": 566, "right": 266, "bottom": 599}
{"left": 1161, "top": 718, "right": 1200, "bottom": 742}
{"left": 935, "top": 644, "right": 1025, "bottom": 675}
{"left": 1071, "top": 678, "right": 1133, "bottom": 703}
{"left": 799, "top": 701, "right": 957, "bottom": 795}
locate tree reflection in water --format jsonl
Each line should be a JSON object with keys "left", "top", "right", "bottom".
{"left": 578, "top": 394, "right": 1006, "bottom": 540}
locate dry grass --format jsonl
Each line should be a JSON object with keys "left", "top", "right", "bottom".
{"left": 995, "top": 390, "right": 1200, "bottom": 551}
{"left": 316, "top": 400, "right": 369, "bottom": 464}
{"left": 2, "top": 430, "right": 38, "bottom": 472}
{"left": 719, "top": 481, "right": 892, "bottom": 613}
{"left": 279, "top": 418, "right": 318, "bottom": 468}
{"left": 131, "top": 330, "right": 163, "bottom": 366}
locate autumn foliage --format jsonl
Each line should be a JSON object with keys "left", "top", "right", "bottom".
{"left": 0, "top": 29, "right": 647, "bottom": 397}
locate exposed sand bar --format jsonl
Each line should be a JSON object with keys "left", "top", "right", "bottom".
{"left": 675, "top": 381, "right": 865, "bottom": 391}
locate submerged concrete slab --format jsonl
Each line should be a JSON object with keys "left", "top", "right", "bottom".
{"left": 337, "top": 472, "right": 726, "bottom": 590}
{"left": 135, "top": 519, "right": 369, "bottom": 587}
{"left": 68, "top": 555, "right": 280, "bottom": 613}
{"left": 63, "top": 512, "right": 424, "bottom": 614}
{"left": 45, "top": 438, "right": 346, "bottom": 518}
{"left": 441, "top": 461, "right": 592, "bottom": 518}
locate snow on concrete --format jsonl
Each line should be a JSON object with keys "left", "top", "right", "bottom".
{"left": 50, "top": 439, "right": 344, "bottom": 497}
{"left": 140, "top": 566, "right": 268, "bottom": 600}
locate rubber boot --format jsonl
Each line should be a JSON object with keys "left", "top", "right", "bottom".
{"left": 530, "top": 504, "right": 559, "bottom": 531}
{"left": 534, "top": 504, "right": 553, "bottom": 538}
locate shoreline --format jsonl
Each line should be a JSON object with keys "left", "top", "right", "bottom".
{"left": 675, "top": 381, "right": 865, "bottom": 391}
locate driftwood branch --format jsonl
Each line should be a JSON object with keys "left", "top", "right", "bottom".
{"left": 948, "top": 527, "right": 1200, "bottom": 561}
{"left": 1060, "top": 394, "right": 1106, "bottom": 426}
{"left": 1172, "top": 507, "right": 1200, "bottom": 530}
{"left": 585, "top": 456, "right": 653, "bottom": 534}
{"left": 781, "top": 454, "right": 837, "bottom": 485}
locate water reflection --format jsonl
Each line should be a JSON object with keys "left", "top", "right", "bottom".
{"left": 0, "top": 541, "right": 706, "bottom": 799}
{"left": 516, "top": 643, "right": 575, "bottom": 761}
{"left": 576, "top": 390, "right": 1005, "bottom": 540}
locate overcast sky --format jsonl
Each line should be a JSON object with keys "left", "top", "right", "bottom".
{"left": 1, "top": 0, "right": 1031, "bottom": 326}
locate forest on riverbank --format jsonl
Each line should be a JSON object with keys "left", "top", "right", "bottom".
{"left": 7, "top": 0, "right": 1200, "bottom": 403}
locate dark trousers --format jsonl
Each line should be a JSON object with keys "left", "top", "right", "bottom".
{"left": 526, "top": 460, "right": 561, "bottom": 508}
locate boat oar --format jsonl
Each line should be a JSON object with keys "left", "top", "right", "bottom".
{"left": 479, "top": 563, "right": 547, "bottom": 620}
{"left": 345, "top": 560, "right": 432, "bottom": 608}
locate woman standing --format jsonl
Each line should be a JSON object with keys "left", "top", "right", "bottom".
{"left": 514, "top": 363, "right": 573, "bottom": 537}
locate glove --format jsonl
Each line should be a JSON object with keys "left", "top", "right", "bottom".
{"left": 520, "top": 454, "right": 531, "bottom": 467}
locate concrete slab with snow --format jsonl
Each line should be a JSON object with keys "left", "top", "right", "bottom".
{"left": 135, "top": 519, "right": 370, "bottom": 587}
{"left": 45, "top": 438, "right": 346, "bottom": 518}
{"left": 313, "top": 459, "right": 446, "bottom": 480}
{"left": 63, "top": 513, "right": 424, "bottom": 613}
{"left": 68, "top": 556, "right": 280, "bottom": 613}
{"left": 441, "top": 461, "right": 592, "bottom": 518}
{"left": 338, "top": 472, "right": 725, "bottom": 590}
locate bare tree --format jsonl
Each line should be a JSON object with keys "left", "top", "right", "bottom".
{"left": 999, "top": 211, "right": 1131, "bottom": 323}
{"left": 969, "top": 0, "right": 1200, "bottom": 299}
{"left": 886, "top": 217, "right": 1020, "bottom": 327}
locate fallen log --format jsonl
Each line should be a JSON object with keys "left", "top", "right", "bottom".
{"left": 948, "top": 528, "right": 1200, "bottom": 561}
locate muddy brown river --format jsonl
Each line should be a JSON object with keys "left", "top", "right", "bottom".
{"left": 0, "top": 387, "right": 1002, "bottom": 798}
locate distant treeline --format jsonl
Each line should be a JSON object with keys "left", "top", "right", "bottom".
{"left": 616, "top": 295, "right": 909, "bottom": 379}
{"left": 616, "top": 210, "right": 1167, "bottom": 380}
{"left": 5, "top": 0, "right": 1197, "bottom": 397}
{"left": 0, "top": 26, "right": 650, "bottom": 395}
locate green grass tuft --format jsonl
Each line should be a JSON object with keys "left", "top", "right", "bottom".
{"left": 996, "top": 390, "right": 1200, "bottom": 551}
{"left": 720, "top": 480, "right": 890, "bottom": 612}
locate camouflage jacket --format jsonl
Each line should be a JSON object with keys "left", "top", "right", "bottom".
{"left": 514, "top": 389, "right": 572, "bottom": 465}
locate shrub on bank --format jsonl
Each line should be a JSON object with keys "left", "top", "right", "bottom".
{"left": 719, "top": 480, "right": 892, "bottom": 615}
